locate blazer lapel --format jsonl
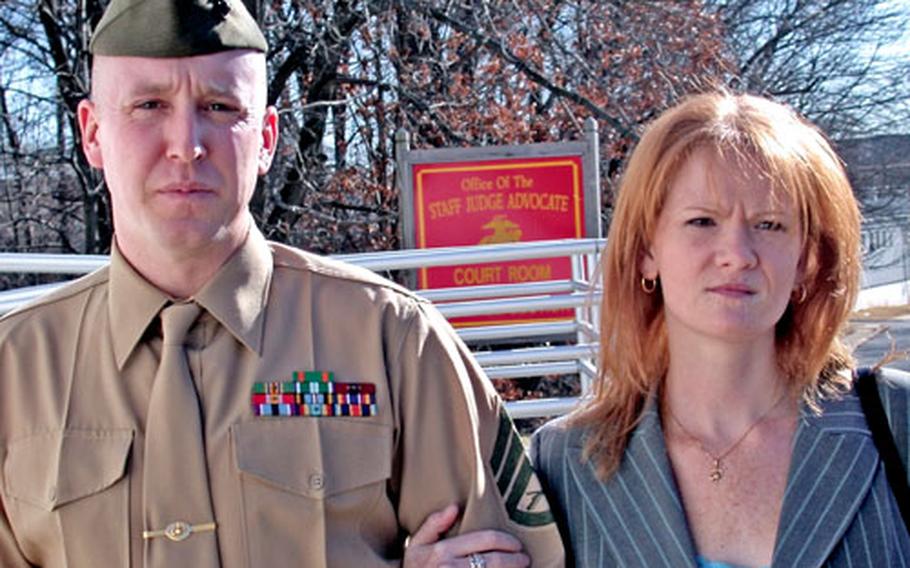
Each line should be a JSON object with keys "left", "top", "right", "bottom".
{"left": 565, "top": 404, "right": 697, "bottom": 567}
{"left": 771, "top": 393, "right": 879, "bottom": 567}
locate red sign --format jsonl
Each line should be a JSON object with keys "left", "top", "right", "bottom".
{"left": 413, "top": 156, "right": 584, "bottom": 326}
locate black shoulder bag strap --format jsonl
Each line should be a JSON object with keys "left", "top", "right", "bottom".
{"left": 854, "top": 367, "right": 910, "bottom": 529}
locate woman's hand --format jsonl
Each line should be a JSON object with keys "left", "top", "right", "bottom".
{"left": 403, "top": 504, "right": 530, "bottom": 568}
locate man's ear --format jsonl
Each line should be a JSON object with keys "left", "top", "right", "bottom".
{"left": 77, "top": 99, "right": 104, "bottom": 169}
{"left": 257, "top": 105, "right": 279, "bottom": 176}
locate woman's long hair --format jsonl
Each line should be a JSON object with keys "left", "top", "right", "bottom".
{"left": 573, "top": 92, "right": 862, "bottom": 479}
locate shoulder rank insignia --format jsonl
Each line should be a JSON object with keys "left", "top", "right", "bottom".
{"left": 251, "top": 371, "right": 378, "bottom": 417}
{"left": 490, "top": 408, "right": 555, "bottom": 527}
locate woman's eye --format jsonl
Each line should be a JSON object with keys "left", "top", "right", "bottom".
{"left": 686, "top": 217, "right": 715, "bottom": 227}
{"left": 757, "top": 220, "right": 785, "bottom": 231}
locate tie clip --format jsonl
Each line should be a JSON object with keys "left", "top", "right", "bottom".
{"left": 143, "top": 520, "right": 216, "bottom": 542}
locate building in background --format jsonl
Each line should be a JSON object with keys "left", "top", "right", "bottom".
{"left": 838, "top": 134, "right": 910, "bottom": 306}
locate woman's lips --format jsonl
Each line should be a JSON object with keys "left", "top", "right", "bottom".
{"left": 708, "top": 284, "right": 755, "bottom": 297}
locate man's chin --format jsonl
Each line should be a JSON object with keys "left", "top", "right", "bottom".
{"left": 116, "top": 216, "right": 248, "bottom": 261}
{"left": 154, "top": 223, "right": 234, "bottom": 257}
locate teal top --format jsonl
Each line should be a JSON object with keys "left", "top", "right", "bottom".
{"left": 696, "top": 556, "right": 769, "bottom": 568}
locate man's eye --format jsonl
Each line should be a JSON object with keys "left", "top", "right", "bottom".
{"left": 207, "top": 102, "right": 237, "bottom": 112}
{"left": 686, "top": 217, "right": 715, "bottom": 227}
{"left": 136, "top": 100, "right": 163, "bottom": 110}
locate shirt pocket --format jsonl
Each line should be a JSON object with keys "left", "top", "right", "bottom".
{"left": 232, "top": 419, "right": 393, "bottom": 564}
{"left": 3, "top": 429, "right": 133, "bottom": 567}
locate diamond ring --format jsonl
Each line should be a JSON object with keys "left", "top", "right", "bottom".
{"left": 468, "top": 552, "right": 486, "bottom": 568}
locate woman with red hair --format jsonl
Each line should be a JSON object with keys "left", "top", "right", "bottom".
{"left": 533, "top": 92, "right": 910, "bottom": 567}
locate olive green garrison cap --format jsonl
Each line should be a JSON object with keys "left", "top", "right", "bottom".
{"left": 90, "top": 0, "right": 267, "bottom": 57}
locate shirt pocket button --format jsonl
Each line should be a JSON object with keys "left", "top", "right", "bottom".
{"left": 308, "top": 473, "right": 325, "bottom": 491}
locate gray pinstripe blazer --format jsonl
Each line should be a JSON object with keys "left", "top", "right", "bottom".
{"left": 531, "top": 368, "right": 910, "bottom": 567}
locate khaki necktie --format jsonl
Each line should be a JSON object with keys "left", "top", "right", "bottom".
{"left": 142, "top": 302, "right": 219, "bottom": 567}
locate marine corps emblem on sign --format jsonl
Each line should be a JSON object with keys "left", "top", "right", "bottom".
{"left": 478, "top": 214, "right": 523, "bottom": 245}
{"left": 490, "top": 409, "right": 555, "bottom": 527}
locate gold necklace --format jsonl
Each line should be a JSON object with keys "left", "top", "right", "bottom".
{"left": 666, "top": 392, "right": 787, "bottom": 483}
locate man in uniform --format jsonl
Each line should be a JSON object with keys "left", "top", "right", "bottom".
{"left": 0, "top": 1, "right": 565, "bottom": 566}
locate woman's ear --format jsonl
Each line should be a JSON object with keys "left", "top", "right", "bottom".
{"left": 640, "top": 248, "right": 658, "bottom": 280}
{"left": 795, "top": 240, "right": 816, "bottom": 293}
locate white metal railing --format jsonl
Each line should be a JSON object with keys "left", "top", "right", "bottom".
{"left": 0, "top": 238, "right": 605, "bottom": 419}
{"left": 458, "top": 320, "right": 580, "bottom": 342}
{"left": 0, "top": 253, "right": 108, "bottom": 274}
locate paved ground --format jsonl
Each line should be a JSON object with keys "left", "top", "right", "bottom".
{"left": 849, "top": 305, "right": 910, "bottom": 372}
{"left": 850, "top": 321, "right": 910, "bottom": 372}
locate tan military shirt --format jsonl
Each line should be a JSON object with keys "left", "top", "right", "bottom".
{"left": 0, "top": 227, "right": 564, "bottom": 567}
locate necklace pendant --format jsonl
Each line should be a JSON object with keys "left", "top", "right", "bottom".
{"left": 709, "top": 459, "right": 723, "bottom": 483}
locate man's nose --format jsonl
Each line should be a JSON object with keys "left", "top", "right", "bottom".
{"left": 166, "top": 108, "right": 207, "bottom": 163}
